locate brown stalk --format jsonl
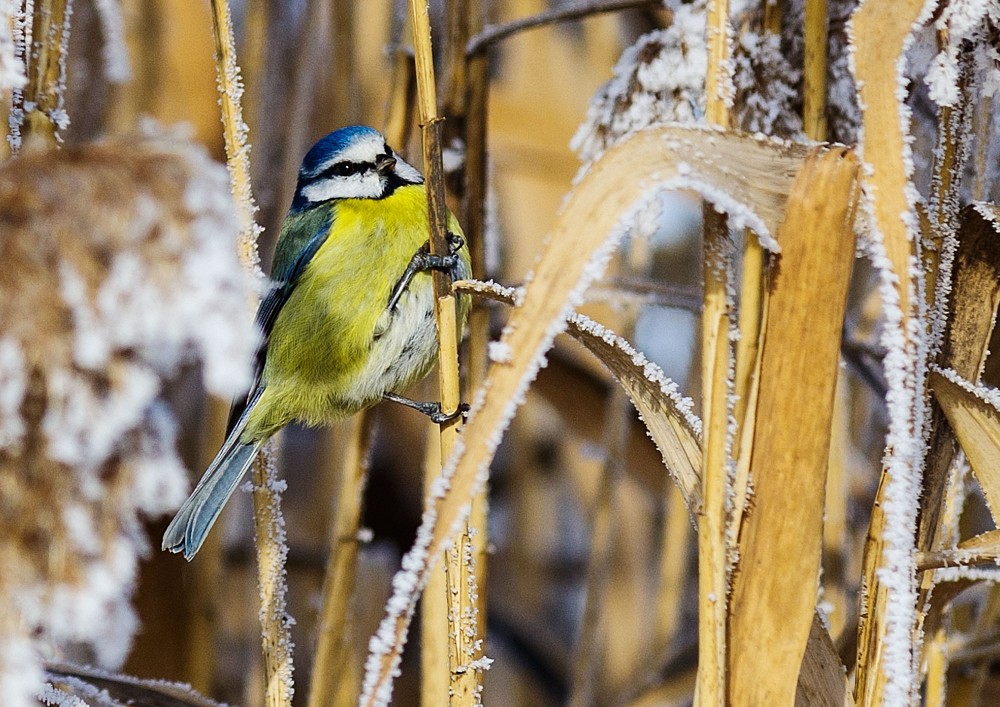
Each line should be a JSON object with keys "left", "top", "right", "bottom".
{"left": 18, "top": 0, "right": 71, "bottom": 148}
{"left": 850, "top": 1, "right": 933, "bottom": 703}
{"left": 208, "top": 1, "right": 292, "bottom": 705}
{"left": 407, "top": 2, "right": 482, "bottom": 705}
{"left": 697, "top": 0, "right": 733, "bottom": 704}
{"left": 359, "top": 124, "right": 809, "bottom": 706}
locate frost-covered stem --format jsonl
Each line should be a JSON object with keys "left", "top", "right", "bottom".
{"left": 704, "top": 0, "right": 732, "bottom": 126}
{"left": 698, "top": 1, "right": 732, "bottom": 703}
{"left": 803, "top": 0, "right": 829, "bottom": 139}
{"left": 465, "top": 0, "right": 657, "bottom": 56}
{"left": 250, "top": 445, "right": 294, "bottom": 707}
{"left": 696, "top": 218, "right": 733, "bottom": 707}
{"left": 209, "top": 0, "right": 262, "bottom": 273}
{"left": 18, "top": 0, "right": 72, "bottom": 148}
{"left": 208, "top": 2, "right": 292, "bottom": 705}
{"left": 409, "top": 1, "right": 482, "bottom": 705}
{"left": 307, "top": 413, "right": 373, "bottom": 707}
{"left": 460, "top": 10, "right": 492, "bottom": 688}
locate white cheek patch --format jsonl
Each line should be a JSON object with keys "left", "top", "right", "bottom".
{"left": 302, "top": 172, "right": 384, "bottom": 201}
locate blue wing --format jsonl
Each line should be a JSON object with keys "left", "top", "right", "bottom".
{"left": 225, "top": 207, "right": 334, "bottom": 435}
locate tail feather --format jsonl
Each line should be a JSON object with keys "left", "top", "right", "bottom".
{"left": 163, "top": 391, "right": 266, "bottom": 560}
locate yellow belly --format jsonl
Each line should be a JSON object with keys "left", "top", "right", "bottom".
{"left": 243, "top": 185, "right": 470, "bottom": 439}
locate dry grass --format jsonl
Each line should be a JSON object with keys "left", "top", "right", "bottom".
{"left": 3, "top": 1, "right": 1000, "bottom": 706}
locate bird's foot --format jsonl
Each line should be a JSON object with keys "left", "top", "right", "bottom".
{"left": 383, "top": 391, "right": 469, "bottom": 424}
{"left": 385, "top": 235, "right": 465, "bottom": 314}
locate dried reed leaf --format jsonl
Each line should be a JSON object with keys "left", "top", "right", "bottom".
{"left": 931, "top": 371, "right": 1000, "bottom": 524}
{"left": 918, "top": 203, "right": 1000, "bottom": 553}
{"left": 796, "top": 616, "right": 855, "bottom": 707}
{"left": 360, "top": 125, "right": 811, "bottom": 703}
{"left": 44, "top": 663, "right": 226, "bottom": 707}
{"left": 567, "top": 315, "right": 702, "bottom": 510}
{"left": 728, "top": 146, "right": 860, "bottom": 705}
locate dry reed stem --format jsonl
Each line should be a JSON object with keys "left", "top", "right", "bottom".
{"left": 307, "top": 413, "right": 374, "bottom": 707}
{"left": 19, "top": 0, "right": 70, "bottom": 147}
{"left": 727, "top": 146, "right": 860, "bottom": 705}
{"left": 916, "top": 529, "right": 1000, "bottom": 572}
{"left": 208, "top": 1, "right": 291, "bottom": 705}
{"left": 851, "top": 1, "right": 931, "bottom": 702}
{"left": 803, "top": 0, "right": 828, "bottom": 139}
{"left": 461, "top": 28, "right": 492, "bottom": 664}
{"left": 697, "top": 0, "right": 732, "bottom": 702}
{"left": 912, "top": 202, "right": 1000, "bottom": 686}
{"left": 918, "top": 60, "right": 974, "bottom": 553}
{"left": 407, "top": 2, "right": 482, "bottom": 704}
{"left": 358, "top": 126, "right": 808, "bottom": 703}
{"left": 461, "top": 278, "right": 853, "bottom": 704}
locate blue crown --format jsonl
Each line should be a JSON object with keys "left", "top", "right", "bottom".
{"left": 299, "top": 126, "right": 382, "bottom": 178}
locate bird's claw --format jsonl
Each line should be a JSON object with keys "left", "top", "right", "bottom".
{"left": 385, "top": 235, "right": 466, "bottom": 314}
{"left": 429, "top": 402, "right": 470, "bottom": 424}
{"left": 383, "top": 392, "right": 469, "bottom": 424}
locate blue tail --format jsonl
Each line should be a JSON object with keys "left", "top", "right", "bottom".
{"left": 163, "top": 393, "right": 266, "bottom": 560}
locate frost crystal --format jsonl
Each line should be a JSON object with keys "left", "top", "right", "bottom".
{"left": 571, "top": 3, "right": 708, "bottom": 162}
{"left": 925, "top": 0, "right": 998, "bottom": 107}
{"left": 0, "top": 131, "right": 255, "bottom": 707}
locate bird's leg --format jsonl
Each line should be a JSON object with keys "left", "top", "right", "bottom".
{"left": 385, "top": 234, "right": 465, "bottom": 313}
{"left": 383, "top": 391, "right": 469, "bottom": 424}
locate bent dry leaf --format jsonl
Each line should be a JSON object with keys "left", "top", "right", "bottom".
{"left": 931, "top": 370, "right": 1000, "bottom": 525}
{"left": 729, "top": 145, "right": 861, "bottom": 705}
{"left": 359, "top": 125, "right": 811, "bottom": 704}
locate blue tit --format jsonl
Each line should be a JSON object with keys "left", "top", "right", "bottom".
{"left": 163, "top": 125, "right": 471, "bottom": 560}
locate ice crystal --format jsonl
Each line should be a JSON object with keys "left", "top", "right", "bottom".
{"left": 0, "top": 130, "right": 255, "bottom": 707}
{"left": 926, "top": 0, "right": 999, "bottom": 107}
{"left": 571, "top": 3, "right": 708, "bottom": 162}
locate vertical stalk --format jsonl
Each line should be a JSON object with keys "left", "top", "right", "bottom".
{"left": 17, "top": 0, "right": 71, "bottom": 149}
{"left": 209, "top": 2, "right": 292, "bottom": 706}
{"left": 697, "top": 0, "right": 732, "bottom": 704}
{"left": 803, "top": 0, "right": 828, "bottom": 139}
{"left": 408, "top": 1, "right": 483, "bottom": 705}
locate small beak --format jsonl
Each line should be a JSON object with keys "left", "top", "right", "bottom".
{"left": 376, "top": 155, "right": 397, "bottom": 176}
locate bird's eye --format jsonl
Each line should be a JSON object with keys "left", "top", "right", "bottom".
{"left": 332, "top": 162, "right": 362, "bottom": 177}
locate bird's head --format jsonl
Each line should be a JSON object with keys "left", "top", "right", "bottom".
{"left": 291, "top": 126, "right": 422, "bottom": 211}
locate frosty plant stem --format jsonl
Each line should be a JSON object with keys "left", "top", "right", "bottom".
{"left": 209, "top": 1, "right": 293, "bottom": 706}
{"left": 408, "top": 1, "right": 484, "bottom": 704}
{"left": 697, "top": 0, "right": 733, "bottom": 704}
{"left": 18, "top": 0, "right": 71, "bottom": 148}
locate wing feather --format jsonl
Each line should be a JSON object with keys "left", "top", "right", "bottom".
{"left": 225, "top": 207, "right": 334, "bottom": 435}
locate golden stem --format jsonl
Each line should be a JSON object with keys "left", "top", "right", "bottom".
{"left": 19, "top": 0, "right": 71, "bottom": 148}
{"left": 408, "top": 1, "right": 483, "bottom": 704}
{"left": 697, "top": 0, "right": 731, "bottom": 703}
{"left": 208, "top": 2, "right": 291, "bottom": 706}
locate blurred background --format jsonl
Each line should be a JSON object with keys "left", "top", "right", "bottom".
{"left": 31, "top": 0, "right": 1000, "bottom": 705}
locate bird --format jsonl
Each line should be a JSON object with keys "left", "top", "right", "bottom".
{"left": 163, "top": 125, "right": 471, "bottom": 560}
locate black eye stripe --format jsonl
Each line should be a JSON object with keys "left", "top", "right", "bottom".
{"left": 316, "top": 160, "right": 374, "bottom": 179}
